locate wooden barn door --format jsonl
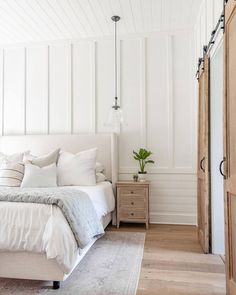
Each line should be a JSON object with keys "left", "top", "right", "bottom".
{"left": 224, "top": 1, "right": 236, "bottom": 294}
{"left": 197, "top": 56, "right": 210, "bottom": 254}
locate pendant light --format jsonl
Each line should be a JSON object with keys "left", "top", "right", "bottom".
{"left": 104, "top": 15, "right": 125, "bottom": 133}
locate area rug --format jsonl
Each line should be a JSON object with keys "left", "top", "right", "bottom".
{"left": 0, "top": 231, "right": 145, "bottom": 295}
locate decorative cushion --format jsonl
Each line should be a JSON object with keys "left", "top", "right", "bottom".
{"left": 0, "top": 151, "right": 29, "bottom": 166}
{"left": 0, "top": 162, "right": 24, "bottom": 187}
{"left": 21, "top": 163, "right": 57, "bottom": 188}
{"left": 24, "top": 148, "right": 60, "bottom": 168}
{"left": 57, "top": 148, "right": 97, "bottom": 186}
{"left": 96, "top": 172, "right": 107, "bottom": 183}
{"left": 96, "top": 162, "right": 105, "bottom": 173}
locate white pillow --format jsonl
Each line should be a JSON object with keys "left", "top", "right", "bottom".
{"left": 21, "top": 163, "right": 57, "bottom": 188}
{"left": 57, "top": 148, "right": 97, "bottom": 186}
{"left": 0, "top": 151, "right": 29, "bottom": 166}
{"left": 96, "top": 162, "right": 105, "bottom": 173}
{"left": 24, "top": 148, "right": 60, "bottom": 168}
{"left": 96, "top": 172, "right": 107, "bottom": 183}
{"left": 0, "top": 162, "right": 24, "bottom": 187}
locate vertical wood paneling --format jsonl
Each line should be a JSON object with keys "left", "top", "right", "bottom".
{"left": 140, "top": 38, "right": 147, "bottom": 147}
{"left": 119, "top": 38, "right": 142, "bottom": 169}
{"left": 73, "top": 42, "right": 94, "bottom": 133}
{"left": 206, "top": 0, "right": 214, "bottom": 40}
{"left": 26, "top": 46, "right": 48, "bottom": 134}
{"left": 146, "top": 35, "right": 169, "bottom": 168}
{"left": 49, "top": 44, "right": 71, "bottom": 134}
{"left": 167, "top": 35, "right": 174, "bottom": 168}
{"left": 91, "top": 42, "right": 96, "bottom": 133}
{"left": 4, "top": 48, "right": 25, "bottom": 135}
{"left": 213, "top": 0, "right": 223, "bottom": 25}
{"left": 0, "top": 49, "right": 3, "bottom": 136}
{"left": 173, "top": 34, "right": 194, "bottom": 169}
{"left": 96, "top": 39, "right": 113, "bottom": 133}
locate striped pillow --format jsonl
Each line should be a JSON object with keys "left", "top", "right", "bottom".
{"left": 0, "top": 161, "right": 25, "bottom": 187}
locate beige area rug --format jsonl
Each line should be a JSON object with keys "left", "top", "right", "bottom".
{"left": 0, "top": 231, "right": 145, "bottom": 295}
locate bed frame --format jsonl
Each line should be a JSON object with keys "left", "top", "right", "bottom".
{"left": 0, "top": 133, "right": 118, "bottom": 289}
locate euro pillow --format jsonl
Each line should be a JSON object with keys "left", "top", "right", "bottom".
{"left": 21, "top": 163, "right": 57, "bottom": 188}
{"left": 96, "top": 162, "right": 105, "bottom": 173}
{"left": 57, "top": 148, "right": 97, "bottom": 186}
{"left": 96, "top": 172, "right": 107, "bottom": 183}
{"left": 0, "top": 151, "right": 29, "bottom": 166}
{"left": 0, "top": 161, "right": 24, "bottom": 187}
{"left": 24, "top": 148, "right": 60, "bottom": 168}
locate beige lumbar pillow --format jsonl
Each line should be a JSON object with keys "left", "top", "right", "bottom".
{"left": 24, "top": 148, "right": 60, "bottom": 168}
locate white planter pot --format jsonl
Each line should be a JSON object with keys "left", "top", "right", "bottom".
{"left": 138, "top": 172, "right": 147, "bottom": 182}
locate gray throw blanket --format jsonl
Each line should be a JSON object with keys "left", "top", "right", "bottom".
{"left": 0, "top": 187, "right": 104, "bottom": 249}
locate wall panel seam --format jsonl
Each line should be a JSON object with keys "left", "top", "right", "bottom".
{"left": 47, "top": 45, "right": 50, "bottom": 134}
{"left": 1, "top": 49, "right": 4, "bottom": 136}
{"left": 91, "top": 41, "right": 96, "bottom": 133}
{"left": 24, "top": 47, "right": 27, "bottom": 135}
{"left": 70, "top": 43, "right": 73, "bottom": 134}
{"left": 140, "top": 37, "right": 147, "bottom": 147}
{"left": 167, "top": 35, "right": 174, "bottom": 168}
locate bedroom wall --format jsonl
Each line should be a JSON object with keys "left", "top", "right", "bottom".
{"left": 194, "top": 0, "right": 223, "bottom": 61}
{"left": 0, "top": 31, "right": 197, "bottom": 224}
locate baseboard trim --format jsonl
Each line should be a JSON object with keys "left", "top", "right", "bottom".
{"left": 150, "top": 212, "right": 197, "bottom": 225}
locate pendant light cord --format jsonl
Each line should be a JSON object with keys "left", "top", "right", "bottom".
{"left": 114, "top": 20, "right": 117, "bottom": 106}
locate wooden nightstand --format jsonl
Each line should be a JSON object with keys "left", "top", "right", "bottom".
{"left": 116, "top": 181, "right": 150, "bottom": 229}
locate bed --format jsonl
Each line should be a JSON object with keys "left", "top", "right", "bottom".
{"left": 0, "top": 133, "right": 118, "bottom": 289}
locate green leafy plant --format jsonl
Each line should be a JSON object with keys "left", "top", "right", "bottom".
{"left": 133, "top": 148, "right": 155, "bottom": 174}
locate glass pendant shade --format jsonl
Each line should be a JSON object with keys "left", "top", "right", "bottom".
{"left": 104, "top": 104, "right": 125, "bottom": 133}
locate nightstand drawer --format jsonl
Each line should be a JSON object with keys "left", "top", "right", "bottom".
{"left": 120, "top": 187, "right": 145, "bottom": 197}
{"left": 120, "top": 209, "right": 146, "bottom": 220}
{"left": 119, "top": 196, "right": 146, "bottom": 209}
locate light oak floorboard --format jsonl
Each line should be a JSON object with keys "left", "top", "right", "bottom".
{"left": 107, "top": 224, "right": 226, "bottom": 295}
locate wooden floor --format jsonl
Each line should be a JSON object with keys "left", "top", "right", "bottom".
{"left": 108, "top": 224, "right": 226, "bottom": 295}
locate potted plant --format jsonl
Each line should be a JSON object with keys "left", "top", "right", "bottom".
{"left": 133, "top": 148, "right": 155, "bottom": 182}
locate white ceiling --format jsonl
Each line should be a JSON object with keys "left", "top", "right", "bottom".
{"left": 0, "top": 0, "right": 202, "bottom": 44}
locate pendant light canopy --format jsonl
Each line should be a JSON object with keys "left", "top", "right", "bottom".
{"left": 104, "top": 15, "right": 125, "bottom": 133}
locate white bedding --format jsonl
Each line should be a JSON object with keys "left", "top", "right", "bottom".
{"left": 0, "top": 182, "right": 115, "bottom": 273}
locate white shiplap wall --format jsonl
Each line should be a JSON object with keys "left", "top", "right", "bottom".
{"left": 0, "top": 0, "right": 201, "bottom": 44}
{"left": 194, "top": 0, "right": 224, "bottom": 65}
{"left": 0, "top": 31, "right": 197, "bottom": 224}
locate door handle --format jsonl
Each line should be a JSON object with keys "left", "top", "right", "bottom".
{"left": 200, "top": 157, "right": 205, "bottom": 172}
{"left": 219, "top": 158, "right": 226, "bottom": 178}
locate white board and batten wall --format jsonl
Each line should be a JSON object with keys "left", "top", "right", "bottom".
{"left": 0, "top": 31, "right": 197, "bottom": 225}
{"left": 194, "top": 0, "right": 224, "bottom": 60}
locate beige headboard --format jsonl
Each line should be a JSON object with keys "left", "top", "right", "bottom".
{"left": 0, "top": 133, "right": 118, "bottom": 187}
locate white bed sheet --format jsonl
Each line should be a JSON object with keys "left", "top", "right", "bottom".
{"left": 0, "top": 182, "right": 115, "bottom": 273}
{"left": 60, "top": 181, "right": 115, "bottom": 220}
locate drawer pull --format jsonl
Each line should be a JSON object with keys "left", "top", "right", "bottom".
{"left": 131, "top": 212, "right": 134, "bottom": 216}
{"left": 131, "top": 202, "right": 134, "bottom": 205}
{"left": 131, "top": 191, "right": 134, "bottom": 194}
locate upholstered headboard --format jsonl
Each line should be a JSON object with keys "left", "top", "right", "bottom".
{"left": 0, "top": 133, "right": 118, "bottom": 186}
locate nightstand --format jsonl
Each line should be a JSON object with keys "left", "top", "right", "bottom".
{"left": 116, "top": 181, "right": 150, "bottom": 229}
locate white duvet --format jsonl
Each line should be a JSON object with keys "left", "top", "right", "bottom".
{"left": 0, "top": 182, "right": 115, "bottom": 273}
